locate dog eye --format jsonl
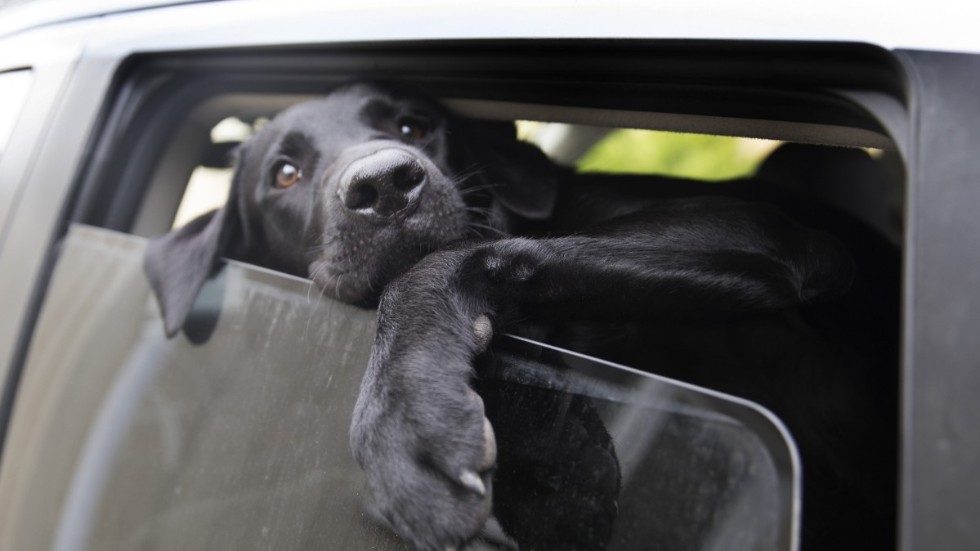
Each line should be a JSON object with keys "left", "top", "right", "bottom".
{"left": 274, "top": 162, "right": 302, "bottom": 189}
{"left": 397, "top": 117, "right": 429, "bottom": 141}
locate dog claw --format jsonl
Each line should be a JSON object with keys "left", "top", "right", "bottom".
{"left": 482, "top": 417, "right": 497, "bottom": 470}
{"left": 473, "top": 314, "right": 493, "bottom": 353}
{"left": 459, "top": 470, "right": 486, "bottom": 496}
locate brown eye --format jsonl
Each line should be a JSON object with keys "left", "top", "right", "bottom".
{"left": 274, "top": 162, "right": 301, "bottom": 188}
{"left": 397, "top": 117, "right": 428, "bottom": 141}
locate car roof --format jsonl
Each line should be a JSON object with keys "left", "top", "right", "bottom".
{"left": 1, "top": 0, "right": 978, "bottom": 54}
{"left": 0, "top": 0, "right": 206, "bottom": 38}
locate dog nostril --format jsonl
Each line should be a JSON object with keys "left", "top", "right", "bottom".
{"left": 393, "top": 160, "right": 426, "bottom": 192}
{"left": 344, "top": 181, "right": 379, "bottom": 211}
{"left": 339, "top": 150, "right": 428, "bottom": 216}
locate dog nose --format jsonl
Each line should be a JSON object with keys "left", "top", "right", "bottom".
{"left": 338, "top": 149, "right": 427, "bottom": 216}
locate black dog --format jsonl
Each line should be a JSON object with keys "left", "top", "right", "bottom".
{"left": 145, "top": 82, "right": 898, "bottom": 550}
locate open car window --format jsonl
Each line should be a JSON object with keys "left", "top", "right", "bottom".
{"left": 4, "top": 224, "right": 799, "bottom": 551}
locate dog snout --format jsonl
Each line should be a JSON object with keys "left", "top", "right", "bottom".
{"left": 338, "top": 149, "right": 427, "bottom": 216}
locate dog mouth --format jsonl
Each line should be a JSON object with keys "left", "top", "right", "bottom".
{"left": 309, "top": 263, "right": 379, "bottom": 306}
{"left": 308, "top": 223, "right": 456, "bottom": 306}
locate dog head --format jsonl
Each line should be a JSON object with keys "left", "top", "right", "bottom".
{"left": 144, "top": 82, "right": 559, "bottom": 337}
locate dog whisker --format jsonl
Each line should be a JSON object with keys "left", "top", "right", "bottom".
{"left": 467, "top": 222, "right": 509, "bottom": 238}
{"left": 464, "top": 206, "right": 495, "bottom": 217}
{"left": 304, "top": 262, "right": 331, "bottom": 339}
{"left": 458, "top": 185, "right": 502, "bottom": 198}
{"left": 451, "top": 164, "right": 491, "bottom": 186}
{"left": 307, "top": 236, "right": 341, "bottom": 254}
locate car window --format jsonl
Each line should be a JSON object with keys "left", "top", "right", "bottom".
{"left": 0, "top": 69, "right": 32, "bottom": 158}
{"left": 170, "top": 116, "right": 255, "bottom": 228}
{"left": 4, "top": 42, "right": 907, "bottom": 551}
{"left": 1, "top": 224, "right": 798, "bottom": 551}
{"left": 575, "top": 129, "right": 779, "bottom": 180}
{"left": 519, "top": 121, "right": 780, "bottom": 181}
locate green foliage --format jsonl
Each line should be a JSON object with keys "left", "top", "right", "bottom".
{"left": 576, "top": 129, "right": 778, "bottom": 181}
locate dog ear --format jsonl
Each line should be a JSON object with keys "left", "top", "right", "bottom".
{"left": 461, "top": 120, "right": 559, "bottom": 220}
{"left": 144, "top": 149, "right": 251, "bottom": 338}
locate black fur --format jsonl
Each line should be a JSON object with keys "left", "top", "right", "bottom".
{"left": 145, "top": 82, "right": 897, "bottom": 550}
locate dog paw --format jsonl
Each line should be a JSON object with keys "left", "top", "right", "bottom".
{"left": 473, "top": 314, "right": 493, "bottom": 353}
{"left": 350, "top": 252, "right": 506, "bottom": 549}
{"left": 351, "top": 364, "right": 498, "bottom": 550}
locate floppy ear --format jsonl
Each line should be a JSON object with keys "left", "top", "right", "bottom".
{"left": 461, "top": 120, "right": 559, "bottom": 220}
{"left": 144, "top": 152, "right": 250, "bottom": 338}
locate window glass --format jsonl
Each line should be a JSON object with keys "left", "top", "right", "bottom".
{"left": 5, "top": 224, "right": 799, "bottom": 551}
{"left": 0, "top": 69, "right": 33, "bottom": 158}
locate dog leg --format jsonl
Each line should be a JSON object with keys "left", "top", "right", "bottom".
{"left": 349, "top": 258, "right": 501, "bottom": 551}
{"left": 350, "top": 198, "right": 853, "bottom": 550}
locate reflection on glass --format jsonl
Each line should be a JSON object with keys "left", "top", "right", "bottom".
{"left": 477, "top": 336, "right": 799, "bottom": 551}
{"left": 19, "top": 225, "right": 797, "bottom": 551}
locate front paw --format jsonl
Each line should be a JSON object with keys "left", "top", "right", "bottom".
{"left": 350, "top": 358, "right": 497, "bottom": 550}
